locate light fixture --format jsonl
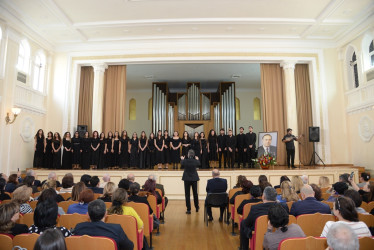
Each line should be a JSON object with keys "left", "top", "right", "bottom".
{"left": 5, "top": 107, "right": 21, "bottom": 125}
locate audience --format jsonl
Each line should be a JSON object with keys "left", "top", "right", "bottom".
{"left": 277, "top": 181, "right": 299, "bottom": 203}
{"left": 144, "top": 179, "right": 162, "bottom": 205}
{"left": 230, "top": 179, "right": 253, "bottom": 204}
{"left": 274, "top": 176, "right": 290, "bottom": 189}
{"left": 39, "top": 180, "right": 65, "bottom": 202}
{"left": 59, "top": 175, "right": 74, "bottom": 193}
{"left": 263, "top": 203, "right": 305, "bottom": 250}
{"left": 0, "top": 178, "right": 11, "bottom": 201}
{"left": 21, "top": 175, "right": 38, "bottom": 193}
{"left": 74, "top": 199, "right": 134, "bottom": 250}
{"left": 327, "top": 182, "right": 348, "bottom": 202}
{"left": 233, "top": 175, "right": 247, "bottom": 188}
{"left": 361, "top": 181, "right": 374, "bottom": 203}
{"left": 25, "top": 169, "right": 41, "bottom": 187}
{"left": 148, "top": 174, "right": 166, "bottom": 202}
{"left": 237, "top": 185, "right": 263, "bottom": 215}
{"left": 88, "top": 176, "right": 104, "bottom": 194}
{"left": 67, "top": 189, "right": 95, "bottom": 214}
{"left": 37, "top": 188, "right": 66, "bottom": 215}
{"left": 128, "top": 182, "right": 153, "bottom": 214}
{"left": 41, "top": 172, "right": 61, "bottom": 187}
{"left": 205, "top": 169, "right": 228, "bottom": 222}
{"left": 99, "top": 182, "right": 116, "bottom": 202}
{"left": 33, "top": 228, "right": 67, "bottom": 250}
{"left": 326, "top": 223, "right": 359, "bottom": 250}
{"left": 319, "top": 176, "right": 331, "bottom": 189}
{"left": 100, "top": 174, "right": 111, "bottom": 188}
{"left": 0, "top": 202, "right": 28, "bottom": 235}
{"left": 80, "top": 174, "right": 91, "bottom": 187}
{"left": 5, "top": 174, "right": 18, "bottom": 193}
{"left": 357, "top": 172, "right": 370, "bottom": 188}
{"left": 118, "top": 178, "right": 131, "bottom": 191}
{"left": 12, "top": 185, "right": 33, "bottom": 214}
{"left": 344, "top": 189, "right": 368, "bottom": 214}
{"left": 71, "top": 181, "right": 86, "bottom": 201}
{"left": 321, "top": 196, "right": 371, "bottom": 237}
{"left": 291, "top": 175, "right": 304, "bottom": 194}
{"left": 258, "top": 175, "right": 272, "bottom": 192}
{"left": 300, "top": 175, "right": 308, "bottom": 185}
{"left": 127, "top": 173, "right": 135, "bottom": 183}
{"left": 310, "top": 183, "right": 323, "bottom": 201}
{"left": 290, "top": 184, "right": 330, "bottom": 216}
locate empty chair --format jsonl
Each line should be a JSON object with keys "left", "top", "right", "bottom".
{"left": 297, "top": 213, "right": 336, "bottom": 237}
{"left": 278, "top": 236, "right": 327, "bottom": 250}
{"left": 65, "top": 235, "right": 117, "bottom": 250}
{"left": 13, "top": 233, "right": 40, "bottom": 250}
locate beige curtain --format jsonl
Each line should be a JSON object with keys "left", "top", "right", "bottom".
{"left": 102, "top": 65, "right": 127, "bottom": 133}
{"left": 261, "top": 64, "right": 287, "bottom": 165}
{"left": 77, "top": 66, "right": 94, "bottom": 133}
{"left": 295, "top": 64, "right": 314, "bottom": 165}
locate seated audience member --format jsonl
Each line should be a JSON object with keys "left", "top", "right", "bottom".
{"left": 300, "top": 175, "right": 308, "bottom": 185}
{"left": 74, "top": 199, "right": 134, "bottom": 250}
{"left": 237, "top": 185, "right": 263, "bottom": 215}
{"left": 29, "top": 199, "right": 71, "bottom": 237}
{"left": 88, "top": 176, "right": 104, "bottom": 194}
{"left": 24, "top": 169, "right": 42, "bottom": 187}
{"left": 240, "top": 187, "right": 289, "bottom": 250}
{"left": 230, "top": 180, "right": 253, "bottom": 204}
{"left": 41, "top": 172, "right": 61, "bottom": 187}
{"left": 319, "top": 176, "right": 331, "bottom": 189}
{"left": 20, "top": 175, "right": 38, "bottom": 193}
{"left": 339, "top": 173, "right": 356, "bottom": 191}
{"left": 39, "top": 180, "right": 65, "bottom": 202}
{"left": 147, "top": 174, "right": 168, "bottom": 209}
{"left": 357, "top": 172, "right": 370, "bottom": 188}
{"left": 326, "top": 223, "right": 359, "bottom": 250}
{"left": 80, "top": 174, "right": 91, "bottom": 187}
{"left": 67, "top": 189, "right": 95, "bottom": 214}
{"left": 0, "top": 202, "right": 28, "bottom": 236}
{"left": 360, "top": 181, "right": 374, "bottom": 203}
{"left": 321, "top": 196, "right": 371, "bottom": 238}
{"left": 127, "top": 173, "right": 135, "bottom": 183}
{"left": 290, "top": 184, "right": 331, "bottom": 216}
{"left": 100, "top": 174, "right": 111, "bottom": 188}
{"left": 233, "top": 175, "right": 247, "bottom": 188}
{"left": 0, "top": 173, "right": 8, "bottom": 181}
{"left": 0, "top": 178, "right": 11, "bottom": 201}
{"left": 344, "top": 189, "right": 368, "bottom": 214}
{"left": 12, "top": 185, "right": 33, "bottom": 214}
{"left": 274, "top": 176, "right": 290, "bottom": 189}
{"left": 327, "top": 182, "right": 348, "bottom": 202}
{"left": 37, "top": 188, "right": 65, "bottom": 215}
{"left": 71, "top": 182, "right": 86, "bottom": 201}
{"left": 5, "top": 174, "right": 18, "bottom": 193}
{"left": 263, "top": 203, "right": 305, "bottom": 250}
{"left": 99, "top": 182, "right": 116, "bottom": 202}
{"left": 108, "top": 188, "right": 144, "bottom": 229}
{"left": 205, "top": 169, "right": 228, "bottom": 222}
{"left": 118, "top": 179, "right": 131, "bottom": 191}
{"left": 310, "top": 183, "right": 323, "bottom": 201}
{"left": 277, "top": 181, "right": 299, "bottom": 203}
{"left": 258, "top": 175, "right": 272, "bottom": 192}
{"left": 59, "top": 175, "right": 74, "bottom": 193}
{"left": 33, "top": 228, "right": 67, "bottom": 250}
{"left": 127, "top": 182, "right": 153, "bottom": 214}
{"left": 143, "top": 179, "right": 162, "bottom": 205}
{"left": 291, "top": 175, "right": 304, "bottom": 194}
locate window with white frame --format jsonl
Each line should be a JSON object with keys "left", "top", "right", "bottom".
{"left": 17, "top": 39, "right": 30, "bottom": 73}
{"left": 369, "top": 40, "right": 374, "bottom": 67}
{"left": 32, "top": 52, "right": 46, "bottom": 92}
{"left": 351, "top": 52, "right": 359, "bottom": 88}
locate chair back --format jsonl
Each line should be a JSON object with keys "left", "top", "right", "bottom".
{"left": 138, "top": 191, "right": 149, "bottom": 197}
{"left": 32, "top": 192, "right": 41, "bottom": 198}
{"left": 359, "top": 237, "right": 374, "bottom": 250}
{"left": 234, "top": 194, "right": 250, "bottom": 223}
{"left": 59, "top": 201, "right": 78, "bottom": 213}
{"left": 29, "top": 200, "right": 38, "bottom": 210}
{"left": 358, "top": 213, "right": 374, "bottom": 227}
{"left": 360, "top": 201, "right": 369, "bottom": 212}
{"left": 321, "top": 201, "right": 333, "bottom": 209}
{"left": 321, "top": 193, "right": 331, "bottom": 201}
{"left": 155, "top": 188, "right": 163, "bottom": 197}
{"left": 4, "top": 192, "right": 12, "bottom": 198}
{"left": 13, "top": 233, "right": 40, "bottom": 250}
{"left": 241, "top": 202, "right": 262, "bottom": 221}
{"left": 286, "top": 201, "right": 294, "bottom": 211}
{"left": 368, "top": 201, "right": 374, "bottom": 212}
{"left": 0, "top": 234, "right": 13, "bottom": 250}
{"left": 57, "top": 213, "right": 90, "bottom": 230}
{"left": 206, "top": 193, "right": 228, "bottom": 207}
{"left": 228, "top": 188, "right": 241, "bottom": 216}
{"left": 20, "top": 212, "right": 34, "bottom": 227}
{"left": 147, "top": 194, "right": 159, "bottom": 217}
{"left": 320, "top": 187, "right": 330, "bottom": 193}
{"left": 127, "top": 202, "right": 151, "bottom": 236}
{"left": 296, "top": 213, "right": 336, "bottom": 237}
{"left": 93, "top": 193, "right": 102, "bottom": 200}
{"left": 57, "top": 187, "right": 62, "bottom": 191}
{"left": 275, "top": 188, "right": 281, "bottom": 194}
{"left": 106, "top": 214, "right": 139, "bottom": 250}
{"left": 60, "top": 192, "right": 72, "bottom": 201}
{"left": 65, "top": 235, "right": 117, "bottom": 250}
{"left": 278, "top": 236, "right": 327, "bottom": 250}
{"left": 105, "top": 202, "right": 112, "bottom": 209}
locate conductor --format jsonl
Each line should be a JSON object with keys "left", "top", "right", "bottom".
{"left": 181, "top": 149, "right": 200, "bottom": 214}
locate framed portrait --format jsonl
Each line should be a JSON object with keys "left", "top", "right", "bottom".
{"left": 258, "top": 131, "right": 278, "bottom": 157}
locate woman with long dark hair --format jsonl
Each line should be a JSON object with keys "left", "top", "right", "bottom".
{"left": 119, "top": 130, "right": 129, "bottom": 169}
{"left": 155, "top": 130, "right": 165, "bottom": 170}
{"left": 147, "top": 132, "right": 156, "bottom": 169}
{"left": 98, "top": 132, "right": 106, "bottom": 169}
{"left": 62, "top": 132, "right": 72, "bottom": 169}
{"left": 129, "top": 132, "right": 139, "bottom": 169}
{"left": 33, "top": 129, "right": 45, "bottom": 168}
{"left": 112, "top": 131, "right": 121, "bottom": 169}
{"left": 81, "top": 131, "right": 91, "bottom": 170}
{"left": 163, "top": 130, "right": 171, "bottom": 169}
{"left": 200, "top": 132, "right": 209, "bottom": 169}
{"left": 106, "top": 131, "right": 114, "bottom": 168}
{"left": 71, "top": 131, "right": 81, "bottom": 169}
{"left": 207, "top": 129, "right": 218, "bottom": 168}
{"left": 139, "top": 131, "right": 148, "bottom": 169}
{"left": 90, "top": 131, "right": 100, "bottom": 169}
{"left": 44, "top": 131, "right": 53, "bottom": 169}
{"left": 181, "top": 131, "right": 191, "bottom": 158}
{"left": 52, "top": 132, "right": 62, "bottom": 169}
{"left": 170, "top": 131, "right": 181, "bottom": 169}
{"left": 191, "top": 132, "right": 201, "bottom": 161}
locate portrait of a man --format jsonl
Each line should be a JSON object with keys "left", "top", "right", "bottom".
{"left": 257, "top": 132, "right": 278, "bottom": 157}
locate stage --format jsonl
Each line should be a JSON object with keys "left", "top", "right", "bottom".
{"left": 34, "top": 165, "right": 359, "bottom": 200}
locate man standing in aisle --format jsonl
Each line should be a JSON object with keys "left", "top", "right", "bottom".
{"left": 181, "top": 150, "right": 200, "bottom": 214}
{"left": 236, "top": 127, "right": 246, "bottom": 168}
{"left": 245, "top": 126, "right": 256, "bottom": 168}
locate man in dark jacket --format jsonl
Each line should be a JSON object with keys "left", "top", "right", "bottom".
{"left": 217, "top": 129, "right": 227, "bottom": 168}
{"left": 181, "top": 149, "right": 200, "bottom": 214}
{"left": 236, "top": 127, "right": 247, "bottom": 168}
{"left": 226, "top": 129, "right": 236, "bottom": 168}
{"left": 128, "top": 182, "right": 153, "bottom": 214}
{"left": 245, "top": 126, "right": 257, "bottom": 168}
{"left": 206, "top": 169, "right": 227, "bottom": 221}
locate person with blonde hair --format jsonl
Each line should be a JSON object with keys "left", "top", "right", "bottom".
{"left": 0, "top": 202, "right": 28, "bottom": 235}
{"left": 277, "top": 181, "right": 299, "bottom": 203}
{"left": 319, "top": 176, "right": 331, "bottom": 188}
{"left": 291, "top": 175, "right": 304, "bottom": 194}
{"left": 12, "top": 186, "right": 33, "bottom": 214}
{"left": 99, "top": 182, "right": 116, "bottom": 202}
{"left": 71, "top": 182, "right": 86, "bottom": 201}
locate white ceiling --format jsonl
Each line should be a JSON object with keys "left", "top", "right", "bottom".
{"left": 126, "top": 63, "right": 261, "bottom": 91}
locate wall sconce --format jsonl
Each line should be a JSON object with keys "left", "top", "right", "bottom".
{"left": 5, "top": 108, "right": 21, "bottom": 125}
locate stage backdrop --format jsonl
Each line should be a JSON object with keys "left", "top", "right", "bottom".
{"left": 77, "top": 66, "right": 94, "bottom": 133}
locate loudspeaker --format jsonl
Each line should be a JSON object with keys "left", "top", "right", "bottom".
{"left": 309, "top": 127, "right": 320, "bottom": 142}
{"left": 77, "top": 125, "right": 87, "bottom": 137}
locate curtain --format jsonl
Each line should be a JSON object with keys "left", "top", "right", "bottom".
{"left": 102, "top": 65, "right": 127, "bottom": 133}
{"left": 260, "top": 64, "right": 287, "bottom": 165}
{"left": 295, "top": 64, "right": 314, "bottom": 165}
{"left": 77, "top": 66, "right": 94, "bottom": 133}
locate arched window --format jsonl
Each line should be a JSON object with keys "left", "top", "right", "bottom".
{"left": 32, "top": 52, "right": 46, "bottom": 92}
{"left": 351, "top": 52, "right": 359, "bottom": 88}
{"left": 369, "top": 40, "right": 374, "bottom": 67}
{"left": 235, "top": 97, "right": 240, "bottom": 120}
{"left": 129, "top": 98, "right": 136, "bottom": 120}
{"left": 253, "top": 97, "right": 261, "bottom": 120}
{"left": 148, "top": 98, "right": 152, "bottom": 120}
{"left": 17, "top": 39, "right": 30, "bottom": 73}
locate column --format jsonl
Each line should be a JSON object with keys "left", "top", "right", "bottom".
{"left": 91, "top": 63, "right": 108, "bottom": 132}
{"left": 281, "top": 61, "right": 299, "bottom": 165}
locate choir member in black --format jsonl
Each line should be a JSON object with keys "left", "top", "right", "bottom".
{"left": 236, "top": 127, "right": 247, "bottom": 168}
{"left": 163, "top": 130, "right": 171, "bottom": 169}
{"left": 138, "top": 131, "right": 148, "bottom": 169}
{"left": 98, "top": 132, "right": 106, "bottom": 169}
{"left": 44, "top": 131, "right": 53, "bottom": 169}
{"left": 71, "top": 131, "right": 81, "bottom": 169}
{"left": 226, "top": 129, "right": 237, "bottom": 168}
{"left": 200, "top": 132, "right": 209, "bottom": 169}
{"left": 112, "top": 131, "right": 121, "bottom": 169}
{"left": 90, "top": 131, "right": 100, "bottom": 169}
{"left": 170, "top": 131, "right": 182, "bottom": 169}
{"left": 129, "top": 132, "right": 139, "bottom": 168}
{"left": 81, "top": 131, "right": 91, "bottom": 170}
{"left": 191, "top": 132, "right": 201, "bottom": 161}
{"left": 181, "top": 131, "right": 191, "bottom": 158}
{"left": 207, "top": 129, "right": 218, "bottom": 168}
{"left": 33, "top": 129, "right": 45, "bottom": 168}
{"left": 119, "top": 131, "right": 129, "bottom": 169}
{"left": 217, "top": 129, "right": 227, "bottom": 168}
{"left": 147, "top": 132, "right": 156, "bottom": 169}
{"left": 245, "top": 126, "right": 257, "bottom": 168}
{"left": 52, "top": 132, "right": 62, "bottom": 169}
{"left": 62, "top": 132, "right": 72, "bottom": 169}
{"left": 154, "top": 130, "right": 165, "bottom": 170}
{"left": 106, "top": 131, "right": 114, "bottom": 168}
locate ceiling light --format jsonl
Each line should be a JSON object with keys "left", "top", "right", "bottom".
{"left": 231, "top": 74, "right": 241, "bottom": 79}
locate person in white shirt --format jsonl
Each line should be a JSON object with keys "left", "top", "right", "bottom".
{"left": 99, "top": 174, "right": 111, "bottom": 188}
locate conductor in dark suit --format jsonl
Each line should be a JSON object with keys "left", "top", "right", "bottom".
{"left": 206, "top": 169, "right": 228, "bottom": 221}
{"left": 181, "top": 149, "right": 200, "bottom": 214}
{"left": 257, "top": 133, "right": 277, "bottom": 157}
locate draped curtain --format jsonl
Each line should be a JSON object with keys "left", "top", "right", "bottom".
{"left": 77, "top": 66, "right": 94, "bottom": 133}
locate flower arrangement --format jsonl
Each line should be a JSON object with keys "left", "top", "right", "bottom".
{"left": 253, "top": 153, "right": 277, "bottom": 169}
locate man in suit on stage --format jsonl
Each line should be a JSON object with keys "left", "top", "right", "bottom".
{"left": 181, "top": 149, "right": 200, "bottom": 214}
{"left": 205, "top": 169, "right": 228, "bottom": 222}
{"left": 226, "top": 129, "right": 237, "bottom": 168}
{"left": 245, "top": 126, "right": 257, "bottom": 168}
{"left": 257, "top": 134, "right": 277, "bottom": 157}
{"left": 217, "top": 128, "right": 227, "bottom": 168}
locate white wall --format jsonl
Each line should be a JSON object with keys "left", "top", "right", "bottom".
{"left": 235, "top": 89, "right": 263, "bottom": 135}
{"left": 125, "top": 89, "right": 152, "bottom": 135}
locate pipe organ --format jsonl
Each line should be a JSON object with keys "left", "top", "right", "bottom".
{"left": 152, "top": 83, "right": 167, "bottom": 133}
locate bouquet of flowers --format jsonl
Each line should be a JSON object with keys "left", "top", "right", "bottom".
{"left": 253, "top": 153, "right": 277, "bottom": 169}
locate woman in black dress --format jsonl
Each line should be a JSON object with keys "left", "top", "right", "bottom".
{"left": 119, "top": 130, "right": 129, "bottom": 169}
{"left": 200, "top": 132, "right": 209, "bottom": 169}
{"left": 98, "top": 132, "right": 106, "bottom": 169}
{"left": 106, "top": 131, "right": 114, "bottom": 168}
{"left": 207, "top": 129, "right": 218, "bottom": 168}
{"left": 181, "top": 131, "right": 191, "bottom": 158}
{"left": 112, "top": 131, "right": 121, "bottom": 169}
{"left": 191, "top": 132, "right": 201, "bottom": 161}
{"left": 62, "top": 132, "right": 72, "bottom": 169}
{"left": 129, "top": 132, "right": 139, "bottom": 168}
{"left": 81, "top": 131, "right": 91, "bottom": 170}
{"left": 147, "top": 132, "right": 156, "bottom": 169}
{"left": 44, "top": 132, "right": 53, "bottom": 169}
{"left": 163, "top": 130, "right": 171, "bottom": 169}
{"left": 170, "top": 131, "right": 181, "bottom": 169}
{"left": 52, "top": 132, "right": 62, "bottom": 169}
{"left": 155, "top": 130, "right": 165, "bottom": 170}
{"left": 138, "top": 131, "right": 148, "bottom": 169}
{"left": 33, "top": 129, "right": 45, "bottom": 168}
{"left": 91, "top": 131, "right": 100, "bottom": 169}
{"left": 71, "top": 131, "right": 81, "bottom": 169}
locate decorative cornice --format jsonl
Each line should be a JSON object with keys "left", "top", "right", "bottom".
{"left": 280, "top": 61, "right": 297, "bottom": 70}
{"left": 91, "top": 63, "right": 108, "bottom": 73}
